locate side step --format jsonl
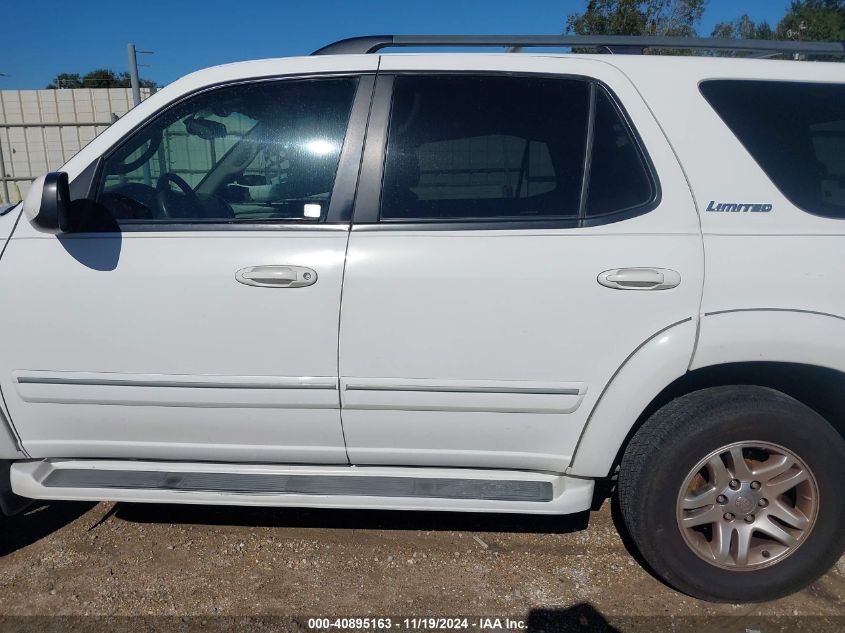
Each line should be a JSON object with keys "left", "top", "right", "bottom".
{"left": 11, "top": 460, "right": 595, "bottom": 515}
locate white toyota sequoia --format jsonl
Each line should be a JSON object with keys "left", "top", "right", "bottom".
{"left": 1, "top": 35, "right": 844, "bottom": 602}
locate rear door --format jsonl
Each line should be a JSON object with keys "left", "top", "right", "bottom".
{"left": 337, "top": 56, "right": 703, "bottom": 472}
{"left": 0, "top": 72, "right": 374, "bottom": 463}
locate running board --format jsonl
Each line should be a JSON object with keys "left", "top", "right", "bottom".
{"left": 11, "top": 460, "right": 595, "bottom": 515}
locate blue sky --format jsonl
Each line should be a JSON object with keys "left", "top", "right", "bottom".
{"left": 0, "top": 0, "right": 792, "bottom": 89}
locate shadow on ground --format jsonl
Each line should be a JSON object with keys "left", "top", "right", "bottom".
{"left": 113, "top": 502, "right": 591, "bottom": 535}
{"left": 0, "top": 501, "right": 95, "bottom": 557}
{"left": 528, "top": 603, "right": 621, "bottom": 632}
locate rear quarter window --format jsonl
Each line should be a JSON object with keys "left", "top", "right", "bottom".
{"left": 700, "top": 80, "right": 845, "bottom": 219}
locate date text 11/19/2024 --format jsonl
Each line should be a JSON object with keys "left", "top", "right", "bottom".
{"left": 306, "top": 617, "right": 527, "bottom": 630}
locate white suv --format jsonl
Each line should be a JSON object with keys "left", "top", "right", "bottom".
{"left": 2, "top": 35, "right": 844, "bottom": 603}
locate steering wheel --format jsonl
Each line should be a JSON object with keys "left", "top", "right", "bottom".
{"left": 156, "top": 172, "right": 204, "bottom": 218}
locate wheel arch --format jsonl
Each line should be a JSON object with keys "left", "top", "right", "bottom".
{"left": 605, "top": 361, "right": 845, "bottom": 477}
{"left": 569, "top": 310, "right": 845, "bottom": 478}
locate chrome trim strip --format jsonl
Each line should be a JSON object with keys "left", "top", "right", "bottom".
{"left": 344, "top": 383, "right": 580, "bottom": 396}
{"left": 17, "top": 377, "right": 336, "bottom": 390}
{"left": 115, "top": 222, "right": 351, "bottom": 233}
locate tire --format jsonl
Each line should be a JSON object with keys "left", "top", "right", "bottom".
{"left": 617, "top": 385, "right": 845, "bottom": 602}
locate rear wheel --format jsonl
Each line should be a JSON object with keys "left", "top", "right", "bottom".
{"left": 618, "top": 386, "right": 845, "bottom": 602}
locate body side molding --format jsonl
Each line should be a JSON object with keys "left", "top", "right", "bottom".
{"left": 340, "top": 378, "right": 586, "bottom": 414}
{"left": 13, "top": 371, "right": 338, "bottom": 409}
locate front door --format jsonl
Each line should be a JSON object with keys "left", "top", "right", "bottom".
{"left": 0, "top": 74, "right": 372, "bottom": 463}
{"left": 338, "top": 59, "right": 703, "bottom": 472}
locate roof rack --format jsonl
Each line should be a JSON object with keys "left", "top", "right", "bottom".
{"left": 312, "top": 34, "right": 845, "bottom": 57}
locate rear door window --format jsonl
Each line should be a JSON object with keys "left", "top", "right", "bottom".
{"left": 380, "top": 75, "right": 589, "bottom": 222}
{"left": 378, "top": 75, "right": 656, "bottom": 225}
{"left": 700, "top": 80, "right": 845, "bottom": 219}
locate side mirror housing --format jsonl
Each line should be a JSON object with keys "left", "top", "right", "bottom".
{"left": 22, "top": 172, "right": 72, "bottom": 234}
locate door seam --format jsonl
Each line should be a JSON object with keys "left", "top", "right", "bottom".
{"left": 0, "top": 209, "right": 31, "bottom": 456}
{"left": 600, "top": 61, "right": 706, "bottom": 370}
{"left": 336, "top": 56, "right": 381, "bottom": 465}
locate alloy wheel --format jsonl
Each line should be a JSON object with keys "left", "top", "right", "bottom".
{"left": 676, "top": 441, "right": 819, "bottom": 570}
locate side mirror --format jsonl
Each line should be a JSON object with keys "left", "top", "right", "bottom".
{"left": 22, "top": 172, "right": 72, "bottom": 234}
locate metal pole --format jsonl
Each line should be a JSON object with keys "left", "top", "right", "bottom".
{"left": 127, "top": 43, "right": 142, "bottom": 108}
{"left": 127, "top": 43, "right": 150, "bottom": 185}
{"left": 0, "top": 72, "right": 9, "bottom": 202}
{"left": 150, "top": 84, "right": 168, "bottom": 177}
{"left": 0, "top": 138, "right": 10, "bottom": 204}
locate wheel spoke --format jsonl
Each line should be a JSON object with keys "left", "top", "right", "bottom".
{"left": 711, "top": 521, "right": 733, "bottom": 564}
{"left": 752, "top": 454, "right": 793, "bottom": 483}
{"left": 728, "top": 447, "right": 754, "bottom": 481}
{"left": 707, "top": 455, "right": 731, "bottom": 491}
{"left": 767, "top": 468, "right": 810, "bottom": 497}
{"left": 756, "top": 516, "right": 798, "bottom": 547}
{"left": 765, "top": 500, "right": 811, "bottom": 530}
{"left": 682, "top": 505, "right": 720, "bottom": 528}
{"left": 734, "top": 524, "right": 753, "bottom": 566}
{"left": 681, "top": 486, "right": 717, "bottom": 510}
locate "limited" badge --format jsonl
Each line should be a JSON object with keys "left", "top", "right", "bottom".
{"left": 706, "top": 201, "right": 773, "bottom": 213}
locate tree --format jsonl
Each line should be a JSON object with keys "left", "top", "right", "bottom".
{"left": 776, "top": 0, "right": 845, "bottom": 41}
{"left": 711, "top": 1, "right": 843, "bottom": 59}
{"left": 47, "top": 69, "right": 157, "bottom": 89}
{"left": 81, "top": 69, "right": 123, "bottom": 88}
{"left": 566, "top": 0, "right": 707, "bottom": 37}
{"left": 713, "top": 0, "right": 843, "bottom": 42}
{"left": 711, "top": 15, "right": 774, "bottom": 41}
{"left": 46, "top": 73, "right": 82, "bottom": 89}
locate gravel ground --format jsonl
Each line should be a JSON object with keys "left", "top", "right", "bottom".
{"left": 0, "top": 498, "right": 843, "bottom": 632}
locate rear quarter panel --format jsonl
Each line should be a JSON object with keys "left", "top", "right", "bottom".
{"left": 621, "top": 60, "right": 845, "bottom": 394}
{"left": 570, "top": 57, "right": 845, "bottom": 476}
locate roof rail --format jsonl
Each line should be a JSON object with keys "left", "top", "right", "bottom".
{"left": 312, "top": 34, "right": 845, "bottom": 57}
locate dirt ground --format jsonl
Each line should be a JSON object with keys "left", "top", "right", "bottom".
{"left": 0, "top": 498, "right": 842, "bottom": 632}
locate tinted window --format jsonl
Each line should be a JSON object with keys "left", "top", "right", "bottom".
{"left": 380, "top": 76, "right": 590, "bottom": 221}
{"left": 99, "top": 78, "right": 358, "bottom": 222}
{"left": 701, "top": 80, "right": 845, "bottom": 218}
{"left": 586, "top": 89, "right": 654, "bottom": 216}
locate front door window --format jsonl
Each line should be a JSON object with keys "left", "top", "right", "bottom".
{"left": 99, "top": 78, "right": 359, "bottom": 222}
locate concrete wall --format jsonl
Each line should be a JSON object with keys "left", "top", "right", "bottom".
{"left": 0, "top": 88, "right": 150, "bottom": 203}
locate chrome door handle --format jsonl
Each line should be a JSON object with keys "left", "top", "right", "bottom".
{"left": 598, "top": 268, "right": 681, "bottom": 291}
{"left": 235, "top": 265, "right": 317, "bottom": 288}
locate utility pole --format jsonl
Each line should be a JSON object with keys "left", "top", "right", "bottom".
{"left": 0, "top": 73, "right": 9, "bottom": 203}
{"left": 127, "top": 43, "right": 142, "bottom": 107}
{"left": 126, "top": 43, "right": 154, "bottom": 107}
{"left": 126, "top": 44, "right": 155, "bottom": 185}
{"left": 0, "top": 141, "right": 9, "bottom": 204}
